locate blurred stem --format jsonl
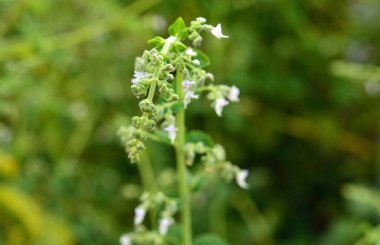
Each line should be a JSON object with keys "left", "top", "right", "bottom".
{"left": 138, "top": 152, "right": 158, "bottom": 228}
{"left": 175, "top": 66, "right": 192, "bottom": 245}
{"left": 209, "top": 183, "right": 228, "bottom": 238}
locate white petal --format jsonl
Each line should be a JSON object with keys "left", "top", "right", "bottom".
{"left": 159, "top": 218, "right": 173, "bottom": 235}
{"left": 134, "top": 207, "right": 146, "bottom": 226}
{"left": 214, "top": 98, "right": 229, "bottom": 117}
{"left": 119, "top": 234, "right": 132, "bottom": 245}
{"left": 193, "top": 59, "right": 200, "bottom": 65}
{"left": 236, "top": 169, "right": 249, "bottom": 189}
{"left": 164, "top": 125, "right": 177, "bottom": 143}
{"left": 196, "top": 17, "right": 207, "bottom": 23}
{"left": 185, "top": 48, "right": 197, "bottom": 57}
{"left": 228, "top": 85, "right": 240, "bottom": 102}
{"left": 211, "top": 24, "right": 229, "bottom": 39}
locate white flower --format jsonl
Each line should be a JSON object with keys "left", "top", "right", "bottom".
{"left": 182, "top": 80, "right": 195, "bottom": 91}
{"left": 184, "top": 90, "right": 199, "bottom": 108}
{"left": 159, "top": 218, "right": 173, "bottom": 235}
{"left": 131, "top": 71, "right": 149, "bottom": 85}
{"left": 211, "top": 24, "right": 229, "bottom": 39}
{"left": 196, "top": 17, "right": 207, "bottom": 23}
{"left": 228, "top": 85, "right": 240, "bottom": 102}
{"left": 214, "top": 98, "right": 229, "bottom": 117}
{"left": 193, "top": 59, "right": 200, "bottom": 65}
{"left": 164, "top": 125, "right": 177, "bottom": 143}
{"left": 134, "top": 207, "right": 146, "bottom": 226}
{"left": 119, "top": 234, "right": 132, "bottom": 245}
{"left": 236, "top": 169, "right": 249, "bottom": 189}
{"left": 185, "top": 48, "right": 197, "bottom": 56}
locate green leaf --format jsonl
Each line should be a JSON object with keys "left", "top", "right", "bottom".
{"left": 186, "top": 130, "right": 214, "bottom": 147}
{"left": 148, "top": 36, "right": 165, "bottom": 49}
{"left": 168, "top": 17, "right": 188, "bottom": 40}
{"left": 173, "top": 41, "right": 188, "bottom": 52}
{"left": 165, "top": 224, "right": 182, "bottom": 245}
{"left": 194, "top": 49, "right": 210, "bottom": 68}
{"left": 194, "top": 234, "right": 230, "bottom": 245}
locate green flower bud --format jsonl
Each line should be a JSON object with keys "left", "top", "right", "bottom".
{"left": 159, "top": 84, "right": 169, "bottom": 95}
{"left": 131, "top": 116, "right": 141, "bottom": 128}
{"left": 143, "top": 119, "right": 156, "bottom": 131}
{"left": 136, "top": 141, "right": 145, "bottom": 150}
{"left": 168, "top": 94, "right": 179, "bottom": 102}
{"left": 133, "top": 129, "right": 145, "bottom": 139}
{"left": 188, "top": 31, "right": 199, "bottom": 41}
{"left": 127, "top": 139, "right": 138, "bottom": 147}
{"left": 162, "top": 64, "right": 175, "bottom": 72}
{"left": 129, "top": 153, "right": 140, "bottom": 163}
{"left": 193, "top": 37, "right": 202, "bottom": 47}
{"left": 139, "top": 99, "right": 156, "bottom": 113}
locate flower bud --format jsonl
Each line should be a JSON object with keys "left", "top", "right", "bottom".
{"left": 139, "top": 99, "right": 156, "bottom": 113}
{"left": 131, "top": 116, "right": 141, "bottom": 128}
{"left": 162, "top": 64, "right": 175, "bottom": 72}
{"left": 133, "top": 129, "right": 145, "bottom": 139}
{"left": 188, "top": 31, "right": 199, "bottom": 41}
{"left": 168, "top": 94, "right": 179, "bottom": 102}
{"left": 159, "top": 84, "right": 169, "bottom": 95}
{"left": 127, "top": 139, "right": 138, "bottom": 147}
{"left": 143, "top": 119, "right": 156, "bottom": 131}
{"left": 193, "top": 37, "right": 202, "bottom": 47}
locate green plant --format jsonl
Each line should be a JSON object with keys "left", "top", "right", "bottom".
{"left": 118, "top": 17, "right": 248, "bottom": 245}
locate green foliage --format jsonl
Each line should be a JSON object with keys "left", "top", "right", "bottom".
{"left": 194, "top": 234, "right": 230, "bottom": 245}
{"left": 168, "top": 17, "right": 188, "bottom": 40}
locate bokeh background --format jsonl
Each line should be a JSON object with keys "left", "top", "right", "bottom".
{"left": 1, "top": 0, "right": 380, "bottom": 244}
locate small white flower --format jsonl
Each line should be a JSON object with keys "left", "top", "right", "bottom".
{"left": 236, "top": 169, "right": 249, "bottom": 189}
{"left": 131, "top": 71, "right": 149, "bottom": 85}
{"left": 119, "top": 234, "right": 132, "bottom": 245}
{"left": 185, "top": 48, "right": 197, "bottom": 57}
{"left": 159, "top": 218, "right": 174, "bottom": 235}
{"left": 164, "top": 125, "right": 177, "bottom": 143}
{"left": 134, "top": 207, "right": 146, "bottom": 226}
{"left": 182, "top": 80, "right": 195, "bottom": 91}
{"left": 184, "top": 90, "right": 199, "bottom": 108}
{"left": 196, "top": 17, "right": 207, "bottom": 23}
{"left": 211, "top": 24, "right": 229, "bottom": 39}
{"left": 214, "top": 98, "right": 229, "bottom": 117}
{"left": 193, "top": 59, "right": 200, "bottom": 65}
{"left": 228, "top": 85, "right": 240, "bottom": 102}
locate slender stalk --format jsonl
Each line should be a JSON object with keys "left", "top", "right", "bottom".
{"left": 175, "top": 66, "right": 192, "bottom": 245}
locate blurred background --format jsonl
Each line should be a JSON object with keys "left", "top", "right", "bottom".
{"left": 1, "top": 0, "right": 380, "bottom": 244}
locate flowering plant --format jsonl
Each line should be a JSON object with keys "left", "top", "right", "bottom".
{"left": 119, "top": 17, "right": 249, "bottom": 245}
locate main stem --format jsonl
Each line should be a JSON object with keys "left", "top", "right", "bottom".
{"left": 175, "top": 66, "right": 192, "bottom": 245}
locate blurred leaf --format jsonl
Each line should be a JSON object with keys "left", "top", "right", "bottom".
{"left": 148, "top": 36, "right": 165, "bottom": 49}
{"left": 168, "top": 17, "right": 188, "bottom": 40}
{"left": 194, "top": 234, "right": 230, "bottom": 245}
{"left": 186, "top": 130, "right": 214, "bottom": 147}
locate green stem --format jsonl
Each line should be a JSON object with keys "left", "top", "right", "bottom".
{"left": 175, "top": 66, "right": 192, "bottom": 245}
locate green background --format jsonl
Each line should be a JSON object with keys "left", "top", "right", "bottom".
{"left": 1, "top": 0, "right": 380, "bottom": 244}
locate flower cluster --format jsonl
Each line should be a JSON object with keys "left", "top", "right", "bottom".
{"left": 184, "top": 142, "right": 249, "bottom": 189}
{"left": 120, "top": 192, "right": 178, "bottom": 245}
{"left": 120, "top": 17, "right": 239, "bottom": 163}
{"left": 119, "top": 17, "right": 249, "bottom": 245}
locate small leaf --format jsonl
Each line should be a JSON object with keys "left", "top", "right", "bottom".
{"left": 194, "top": 234, "right": 230, "bottom": 245}
{"left": 148, "top": 36, "right": 165, "bottom": 49}
{"left": 186, "top": 130, "right": 214, "bottom": 147}
{"left": 173, "top": 41, "right": 188, "bottom": 52}
{"left": 168, "top": 17, "right": 188, "bottom": 40}
{"left": 193, "top": 49, "right": 210, "bottom": 68}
